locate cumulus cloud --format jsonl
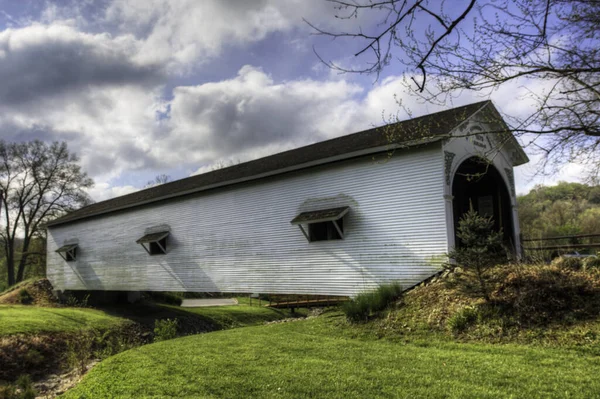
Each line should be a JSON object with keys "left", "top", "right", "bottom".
{"left": 104, "top": 0, "right": 362, "bottom": 72}
{"left": 0, "top": 0, "right": 575, "bottom": 203}
{"left": 106, "top": 0, "right": 288, "bottom": 70}
{"left": 166, "top": 65, "right": 365, "bottom": 165}
{"left": 86, "top": 182, "right": 139, "bottom": 202}
{"left": 0, "top": 23, "right": 163, "bottom": 107}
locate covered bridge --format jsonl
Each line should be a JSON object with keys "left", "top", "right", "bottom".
{"left": 46, "top": 101, "right": 528, "bottom": 297}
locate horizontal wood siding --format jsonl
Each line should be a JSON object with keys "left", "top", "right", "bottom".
{"left": 47, "top": 145, "right": 447, "bottom": 297}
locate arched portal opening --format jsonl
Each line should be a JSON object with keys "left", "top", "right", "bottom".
{"left": 452, "top": 157, "right": 514, "bottom": 249}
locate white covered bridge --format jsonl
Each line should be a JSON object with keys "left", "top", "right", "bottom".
{"left": 46, "top": 101, "right": 528, "bottom": 297}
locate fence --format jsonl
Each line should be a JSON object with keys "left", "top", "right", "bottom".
{"left": 522, "top": 233, "right": 600, "bottom": 258}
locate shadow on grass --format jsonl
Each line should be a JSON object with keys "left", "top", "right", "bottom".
{"left": 95, "top": 302, "right": 222, "bottom": 335}
{"left": 96, "top": 301, "right": 300, "bottom": 336}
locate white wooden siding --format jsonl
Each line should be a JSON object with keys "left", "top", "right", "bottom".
{"left": 47, "top": 144, "right": 447, "bottom": 297}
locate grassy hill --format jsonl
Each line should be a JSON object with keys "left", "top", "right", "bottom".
{"left": 63, "top": 310, "right": 600, "bottom": 399}
{"left": 0, "top": 279, "right": 298, "bottom": 395}
{"left": 63, "top": 262, "right": 600, "bottom": 398}
{"left": 0, "top": 305, "right": 126, "bottom": 336}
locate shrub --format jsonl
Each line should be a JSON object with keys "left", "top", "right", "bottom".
{"left": 551, "top": 256, "right": 583, "bottom": 270}
{"left": 14, "top": 375, "right": 36, "bottom": 399}
{"left": 154, "top": 318, "right": 179, "bottom": 342}
{"left": 342, "top": 282, "right": 403, "bottom": 323}
{"left": 447, "top": 207, "right": 507, "bottom": 301}
{"left": 145, "top": 292, "right": 184, "bottom": 306}
{"left": 494, "top": 264, "right": 600, "bottom": 325}
{"left": 583, "top": 256, "right": 600, "bottom": 271}
{"left": 0, "top": 375, "right": 38, "bottom": 399}
{"left": 65, "top": 330, "right": 95, "bottom": 375}
{"left": 447, "top": 306, "right": 479, "bottom": 334}
{"left": 63, "top": 293, "right": 89, "bottom": 307}
{"left": 17, "top": 289, "right": 32, "bottom": 305}
{"left": 23, "top": 349, "right": 44, "bottom": 367}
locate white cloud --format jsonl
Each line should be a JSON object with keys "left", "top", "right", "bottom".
{"left": 166, "top": 65, "right": 365, "bottom": 165}
{"left": 104, "top": 0, "right": 366, "bottom": 73}
{"left": 86, "top": 182, "right": 140, "bottom": 202}
{"left": 105, "top": 0, "right": 288, "bottom": 72}
{"left": 0, "top": 23, "right": 162, "bottom": 107}
{"left": 0, "top": 1, "right": 584, "bottom": 203}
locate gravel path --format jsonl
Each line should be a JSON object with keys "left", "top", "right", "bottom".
{"left": 180, "top": 298, "right": 239, "bottom": 308}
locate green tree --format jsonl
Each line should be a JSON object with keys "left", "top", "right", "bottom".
{"left": 448, "top": 208, "right": 507, "bottom": 301}
{"left": 0, "top": 141, "right": 93, "bottom": 286}
{"left": 518, "top": 181, "right": 600, "bottom": 239}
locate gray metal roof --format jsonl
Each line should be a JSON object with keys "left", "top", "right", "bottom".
{"left": 291, "top": 206, "right": 350, "bottom": 225}
{"left": 47, "top": 101, "right": 513, "bottom": 227}
{"left": 136, "top": 231, "right": 170, "bottom": 244}
{"left": 55, "top": 244, "right": 78, "bottom": 253}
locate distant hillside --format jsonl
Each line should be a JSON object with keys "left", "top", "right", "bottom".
{"left": 518, "top": 182, "right": 600, "bottom": 240}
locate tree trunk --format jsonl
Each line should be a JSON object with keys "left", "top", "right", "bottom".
{"left": 16, "top": 256, "right": 28, "bottom": 283}
{"left": 6, "top": 245, "right": 15, "bottom": 287}
{"left": 16, "top": 237, "right": 31, "bottom": 283}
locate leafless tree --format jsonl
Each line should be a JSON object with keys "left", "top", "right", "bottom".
{"left": 210, "top": 159, "right": 241, "bottom": 171}
{"left": 0, "top": 141, "right": 93, "bottom": 286}
{"left": 308, "top": 0, "right": 599, "bottom": 175}
{"left": 145, "top": 174, "right": 171, "bottom": 188}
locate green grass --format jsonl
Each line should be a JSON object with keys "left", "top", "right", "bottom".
{"left": 0, "top": 278, "right": 37, "bottom": 296}
{"left": 174, "top": 302, "right": 301, "bottom": 329}
{"left": 0, "top": 297, "right": 296, "bottom": 337}
{"left": 0, "top": 305, "right": 126, "bottom": 336}
{"left": 64, "top": 311, "right": 600, "bottom": 399}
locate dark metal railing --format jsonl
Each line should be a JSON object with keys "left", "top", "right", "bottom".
{"left": 522, "top": 233, "right": 600, "bottom": 252}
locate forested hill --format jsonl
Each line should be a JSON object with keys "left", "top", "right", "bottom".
{"left": 518, "top": 182, "right": 600, "bottom": 239}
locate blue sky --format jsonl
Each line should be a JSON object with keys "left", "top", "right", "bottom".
{"left": 0, "top": 0, "right": 587, "bottom": 201}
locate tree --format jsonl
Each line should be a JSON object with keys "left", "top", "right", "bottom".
{"left": 447, "top": 207, "right": 507, "bottom": 301}
{"left": 518, "top": 181, "right": 600, "bottom": 236}
{"left": 145, "top": 174, "right": 171, "bottom": 188}
{"left": 0, "top": 141, "right": 93, "bottom": 286}
{"left": 309, "top": 0, "right": 599, "bottom": 176}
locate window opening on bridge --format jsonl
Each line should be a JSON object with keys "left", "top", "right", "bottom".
{"left": 56, "top": 244, "right": 78, "bottom": 262}
{"left": 291, "top": 206, "right": 349, "bottom": 242}
{"left": 136, "top": 231, "right": 169, "bottom": 255}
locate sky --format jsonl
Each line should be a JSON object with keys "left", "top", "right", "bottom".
{"left": 0, "top": 0, "right": 588, "bottom": 202}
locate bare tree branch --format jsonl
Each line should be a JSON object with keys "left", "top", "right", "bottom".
{"left": 308, "top": 0, "right": 600, "bottom": 177}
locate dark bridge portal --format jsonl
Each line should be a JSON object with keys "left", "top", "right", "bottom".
{"left": 452, "top": 157, "right": 514, "bottom": 249}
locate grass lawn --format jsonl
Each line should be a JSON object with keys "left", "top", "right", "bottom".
{"left": 173, "top": 301, "right": 299, "bottom": 329}
{"left": 64, "top": 311, "right": 600, "bottom": 399}
{"left": 0, "top": 305, "right": 126, "bottom": 336}
{"left": 0, "top": 299, "right": 295, "bottom": 336}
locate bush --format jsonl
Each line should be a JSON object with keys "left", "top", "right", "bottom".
{"left": 583, "top": 256, "right": 600, "bottom": 271}
{"left": 342, "top": 282, "right": 403, "bottom": 323}
{"left": 0, "top": 375, "right": 38, "bottom": 399}
{"left": 63, "top": 293, "right": 89, "bottom": 307}
{"left": 65, "top": 330, "right": 95, "bottom": 376}
{"left": 447, "top": 208, "right": 507, "bottom": 301}
{"left": 14, "top": 375, "right": 36, "bottom": 399}
{"left": 494, "top": 264, "right": 600, "bottom": 325}
{"left": 551, "top": 256, "right": 584, "bottom": 270}
{"left": 17, "top": 289, "right": 32, "bottom": 305}
{"left": 447, "top": 306, "right": 479, "bottom": 334}
{"left": 154, "top": 319, "right": 179, "bottom": 342}
{"left": 145, "top": 292, "right": 184, "bottom": 306}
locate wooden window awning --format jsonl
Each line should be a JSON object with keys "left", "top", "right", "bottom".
{"left": 290, "top": 206, "right": 350, "bottom": 225}
{"left": 291, "top": 206, "right": 349, "bottom": 241}
{"left": 56, "top": 244, "right": 78, "bottom": 262}
{"left": 136, "top": 231, "right": 169, "bottom": 255}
